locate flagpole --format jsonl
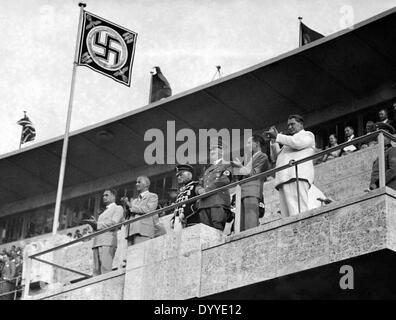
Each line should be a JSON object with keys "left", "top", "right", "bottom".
{"left": 298, "top": 16, "right": 303, "bottom": 47}
{"left": 52, "top": 2, "right": 86, "bottom": 235}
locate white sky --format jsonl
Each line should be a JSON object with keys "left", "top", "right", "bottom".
{"left": 0, "top": 0, "right": 395, "bottom": 155}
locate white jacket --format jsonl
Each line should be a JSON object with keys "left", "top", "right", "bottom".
{"left": 273, "top": 129, "right": 315, "bottom": 188}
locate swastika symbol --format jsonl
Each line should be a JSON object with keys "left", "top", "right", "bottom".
{"left": 93, "top": 32, "right": 121, "bottom": 66}
{"left": 86, "top": 26, "right": 128, "bottom": 71}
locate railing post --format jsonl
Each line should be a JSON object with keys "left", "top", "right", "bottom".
{"left": 22, "top": 257, "right": 31, "bottom": 300}
{"left": 234, "top": 184, "right": 242, "bottom": 233}
{"left": 13, "top": 276, "right": 19, "bottom": 300}
{"left": 295, "top": 163, "right": 301, "bottom": 214}
{"left": 378, "top": 131, "right": 386, "bottom": 188}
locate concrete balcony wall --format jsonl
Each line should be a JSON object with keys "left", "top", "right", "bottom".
{"left": 123, "top": 223, "right": 222, "bottom": 300}
{"left": 199, "top": 188, "right": 395, "bottom": 297}
{"left": 22, "top": 215, "right": 172, "bottom": 289}
{"left": 33, "top": 188, "right": 396, "bottom": 300}
{"left": 32, "top": 269, "right": 125, "bottom": 300}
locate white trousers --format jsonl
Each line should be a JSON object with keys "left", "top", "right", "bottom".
{"left": 278, "top": 180, "right": 310, "bottom": 217}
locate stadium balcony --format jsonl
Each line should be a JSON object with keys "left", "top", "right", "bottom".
{"left": 20, "top": 131, "right": 396, "bottom": 300}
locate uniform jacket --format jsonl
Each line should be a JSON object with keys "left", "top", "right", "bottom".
{"left": 127, "top": 191, "right": 159, "bottom": 238}
{"left": 92, "top": 203, "right": 124, "bottom": 248}
{"left": 1, "top": 260, "right": 16, "bottom": 282}
{"left": 370, "top": 145, "right": 396, "bottom": 190}
{"left": 237, "top": 151, "right": 270, "bottom": 199}
{"left": 197, "top": 160, "right": 233, "bottom": 209}
{"left": 273, "top": 129, "right": 315, "bottom": 189}
{"left": 172, "top": 181, "right": 199, "bottom": 219}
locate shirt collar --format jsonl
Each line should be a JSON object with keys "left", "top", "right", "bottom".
{"left": 347, "top": 135, "right": 355, "bottom": 141}
{"left": 139, "top": 190, "right": 149, "bottom": 198}
{"left": 106, "top": 202, "right": 116, "bottom": 209}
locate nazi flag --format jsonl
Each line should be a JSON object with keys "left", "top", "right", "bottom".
{"left": 77, "top": 10, "right": 138, "bottom": 87}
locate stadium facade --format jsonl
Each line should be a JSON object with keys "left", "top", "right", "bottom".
{"left": 0, "top": 7, "right": 395, "bottom": 299}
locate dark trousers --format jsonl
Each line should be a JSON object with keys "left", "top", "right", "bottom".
{"left": 198, "top": 206, "right": 228, "bottom": 231}
{"left": 186, "top": 211, "right": 200, "bottom": 226}
{"left": 0, "top": 281, "right": 15, "bottom": 300}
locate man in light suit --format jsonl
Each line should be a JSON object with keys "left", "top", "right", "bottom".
{"left": 121, "top": 176, "right": 159, "bottom": 245}
{"left": 266, "top": 114, "right": 315, "bottom": 217}
{"left": 84, "top": 189, "right": 124, "bottom": 276}
{"left": 233, "top": 134, "right": 270, "bottom": 230}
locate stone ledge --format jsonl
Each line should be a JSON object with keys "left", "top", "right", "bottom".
{"left": 202, "top": 187, "right": 395, "bottom": 251}
{"left": 123, "top": 224, "right": 223, "bottom": 300}
{"left": 199, "top": 188, "right": 396, "bottom": 297}
{"left": 29, "top": 268, "right": 125, "bottom": 300}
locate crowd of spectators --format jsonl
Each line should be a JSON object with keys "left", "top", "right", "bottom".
{"left": 321, "top": 108, "right": 396, "bottom": 163}
{"left": 0, "top": 246, "right": 23, "bottom": 300}
{"left": 66, "top": 226, "right": 93, "bottom": 240}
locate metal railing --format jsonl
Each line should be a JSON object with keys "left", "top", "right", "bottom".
{"left": 21, "top": 130, "right": 395, "bottom": 298}
{"left": 0, "top": 275, "right": 23, "bottom": 300}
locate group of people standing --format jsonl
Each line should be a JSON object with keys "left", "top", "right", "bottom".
{"left": 86, "top": 107, "right": 396, "bottom": 277}
{"left": 85, "top": 113, "right": 321, "bottom": 276}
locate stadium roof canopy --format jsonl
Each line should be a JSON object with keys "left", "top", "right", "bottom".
{"left": 1, "top": 7, "right": 396, "bottom": 207}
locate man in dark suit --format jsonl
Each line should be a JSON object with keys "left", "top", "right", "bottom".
{"left": 233, "top": 134, "right": 270, "bottom": 231}
{"left": 196, "top": 143, "right": 233, "bottom": 231}
{"left": 378, "top": 109, "right": 394, "bottom": 127}
{"left": 84, "top": 189, "right": 124, "bottom": 276}
{"left": 369, "top": 122, "right": 396, "bottom": 191}
{"left": 121, "top": 176, "right": 159, "bottom": 245}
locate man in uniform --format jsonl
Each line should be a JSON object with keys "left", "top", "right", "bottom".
{"left": 170, "top": 164, "right": 200, "bottom": 229}
{"left": 196, "top": 142, "right": 233, "bottom": 231}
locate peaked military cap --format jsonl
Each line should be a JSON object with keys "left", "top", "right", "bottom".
{"left": 175, "top": 164, "right": 194, "bottom": 175}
